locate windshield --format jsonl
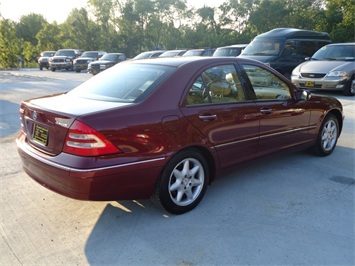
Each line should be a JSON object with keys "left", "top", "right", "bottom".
{"left": 43, "top": 52, "right": 54, "bottom": 57}
{"left": 183, "top": 50, "right": 203, "bottom": 56}
{"left": 56, "top": 50, "right": 75, "bottom": 56}
{"left": 311, "top": 44, "right": 355, "bottom": 61}
{"left": 213, "top": 47, "right": 243, "bottom": 57}
{"left": 241, "top": 39, "right": 283, "bottom": 56}
{"left": 101, "top": 54, "right": 118, "bottom": 61}
{"left": 68, "top": 62, "right": 174, "bottom": 103}
{"left": 81, "top": 52, "right": 98, "bottom": 58}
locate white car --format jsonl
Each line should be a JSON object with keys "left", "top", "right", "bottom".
{"left": 291, "top": 43, "right": 355, "bottom": 96}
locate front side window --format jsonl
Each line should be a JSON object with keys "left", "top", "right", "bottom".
{"left": 241, "top": 64, "right": 291, "bottom": 100}
{"left": 186, "top": 64, "right": 245, "bottom": 105}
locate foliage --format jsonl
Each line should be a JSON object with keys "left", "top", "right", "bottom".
{"left": 0, "top": 0, "right": 354, "bottom": 68}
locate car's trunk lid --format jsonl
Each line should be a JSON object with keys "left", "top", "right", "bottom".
{"left": 20, "top": 93, "right": 131, "bottom": 156}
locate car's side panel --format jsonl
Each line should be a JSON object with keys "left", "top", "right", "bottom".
{"left": 256, "top": 100, "right": 312, "bottom": 156}
{"left": 181, "top": 102, "right": 260, "bottom": 169}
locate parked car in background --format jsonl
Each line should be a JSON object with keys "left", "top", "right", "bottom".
{"left": 73, "top": 51, "right": 106, "bottom": 73}
{"left": 88, "top": 53, "right": 126, "bottom": 75}
{"left": 49, "top": 49, "right": 81, "bottom": 72}
{"left": 239, "top": 28, "right": 331, "bottom": 79}
{"left": 16, "top": 57, "right": 343, "bottom": 214}
{"left": 183, "top": 48, "right": 215, "bottom": 56}
{"left": 159, "top": 49, "right": 187, "bottom": 57}
{"left": 133, "top": 50, "right": 165, "bottom": 59}
{"left": 213, "top": 44, "right": 247, "bottom": 57}
{"left": 38, "top": 51, "right": 56, "bottom": 70}
{"left": 291, "top": 43, "right": 355, "bottom": 96}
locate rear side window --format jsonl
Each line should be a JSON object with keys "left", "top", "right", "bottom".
{"left": 241, "top": 64, "right": 291, "bottom": 101}
{"left": 68, "top": 63, "right": 174, "bottom": 102}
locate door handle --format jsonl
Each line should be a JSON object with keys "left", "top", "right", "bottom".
{"left": 260, "top": 108, "right": 273, "bottom": 115}
{"left": 199, "top": 114, "right": 217, "bottom": 121}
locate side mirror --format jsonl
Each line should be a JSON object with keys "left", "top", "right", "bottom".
{"left": 297, "top": 89, "right": 311, "bottom": 101}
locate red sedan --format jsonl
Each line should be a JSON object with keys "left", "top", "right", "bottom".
{"left": 17, "top": 57, "right": 344, "bottom": 214}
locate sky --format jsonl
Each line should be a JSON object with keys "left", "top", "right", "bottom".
{"left": 0, "top": 0, "right": 225, "bottom": 23}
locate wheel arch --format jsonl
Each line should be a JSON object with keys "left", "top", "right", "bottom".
{"left": 327, "top": 109, "right": 343, "bottom": 135}
{"left": 170, "top": 145, "right": 217, "bottom": 185}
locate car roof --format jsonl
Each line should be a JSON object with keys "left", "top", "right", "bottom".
{"left": 217, "top": 44, "right": 248, "bottom": 49}
{"left": 325, "top": 43, "right": 355, "bottom": 46}
{"left": 125, "top": 56, "right": 258, "bottom": 68}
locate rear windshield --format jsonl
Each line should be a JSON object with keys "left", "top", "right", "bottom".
{"left": 311, "top": 45, "right": 355, "bottom": 61}
{"left": 68, "top": 63, "right": 174, "bottom": 102}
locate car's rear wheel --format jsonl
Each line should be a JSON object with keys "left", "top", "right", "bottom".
{"left": 343, "top": 76, "right": 355, "bottom": 96}
{"left": 151, "top": 149, "right": 209, "bottom": 214}
{"left": 51, "top": 68, "right": 56, "bottom": 72}
{"left": 312, "top": 113, "right": 339, "bottom": 156}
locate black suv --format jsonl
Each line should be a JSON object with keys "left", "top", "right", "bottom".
{"left": 38, "top": 51, "right": 56, "bottom": 70}
{"left": 73, "top": 51, "right": 106, "bottom": 73}
{"left": 88, "top": 53, "right": 126, "bottom": 75}
{"left": 49, "top": 49, "right": 80, "bottom": 71}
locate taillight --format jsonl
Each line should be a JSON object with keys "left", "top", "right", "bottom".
{"left": 63, "top": 120, "right": 120, "bottom": 156}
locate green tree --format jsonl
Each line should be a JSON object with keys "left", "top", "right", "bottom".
{"left": 0, "top": 19, "right": 19, "bottom": 68}
{"left": 323, "top": 0, "right": 355, "bottom": 42}
{"left": 61, "top": 8, "right": 102, "bottom": 50}
{"left": 17, "top": 13, "right": 47, "bottom": 46}
{"left": 36, "top": 22, "right": 62, "bottom": 51}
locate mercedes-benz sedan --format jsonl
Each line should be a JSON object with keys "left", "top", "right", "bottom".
{"left": 17, "top": 57, "right": 344, "bottom": 214}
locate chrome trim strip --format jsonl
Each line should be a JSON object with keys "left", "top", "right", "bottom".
{"left": 215, "top": 126, "right": 316, "bottom": 148}
{"left": 215, "top": 136, "right": 259, "bottom": 148}
{"left": 17, "top": 139, "right": 166, "bottom": 173}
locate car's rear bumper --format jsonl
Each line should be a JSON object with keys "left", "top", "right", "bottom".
{"left": 16, "top": 134, "right": 167, "bottom": 201}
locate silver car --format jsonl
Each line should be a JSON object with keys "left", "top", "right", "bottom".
{"left": 291, "top": 43, "right": 355, "bottom": 96}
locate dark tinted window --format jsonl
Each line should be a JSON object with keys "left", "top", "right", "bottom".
{"left": 242, "top": 40, "right": 283, "bottom": 56}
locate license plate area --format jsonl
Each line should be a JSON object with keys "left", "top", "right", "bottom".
{"left": 33, "top": 124, "right": 49, "bottom": 146}
{"left": 305, "top": 81, "right": 315, "bottom": 87}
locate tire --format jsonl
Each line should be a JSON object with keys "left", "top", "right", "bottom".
{"left": 312, "top": 113, "right": 339, "bottom": 156}
{"left": 75, "top": 69, "right": 81, "bottom": 73}
{"left": 39, "top": 66, "right": 43, "bottom": 70}
{"left": 343, "top": 76, "right": 355, "bottom": 96}
{"left": 151, "top": 149, "right": 209, "bottom": 214}
{"left": 51, "top": 68, "right": 56, "bottom": 72}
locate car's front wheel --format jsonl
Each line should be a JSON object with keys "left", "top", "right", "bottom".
{"left": 152, "top": 149, "right": 209, "bottom": 214}
{"left": 343, "top": 76, "right": 355, "bottom": 96}
{"left": 312, "top": 113, "right": 339, "bottom": 156}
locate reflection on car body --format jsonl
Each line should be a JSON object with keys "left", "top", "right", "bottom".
{"left": 17, "top": 57, "right": 344, "bottom": 214}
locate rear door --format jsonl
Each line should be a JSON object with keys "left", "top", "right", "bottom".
{"left": 180, "top": 64, "right": 260, "bottom": 169}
